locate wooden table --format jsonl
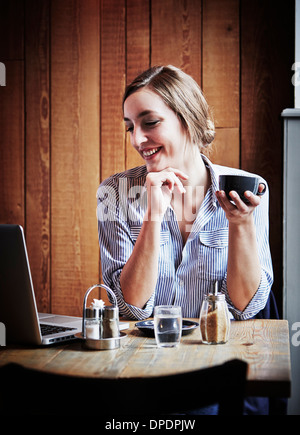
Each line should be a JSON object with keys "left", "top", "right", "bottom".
{"left": 0, "top": 319, "right": 291, "bottom": 398}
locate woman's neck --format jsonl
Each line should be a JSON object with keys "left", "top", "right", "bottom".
{"left": 181, "top": 150, "right": 210, "bottom": 191}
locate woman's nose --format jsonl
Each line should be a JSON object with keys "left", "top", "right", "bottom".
{"left": 132, "top": 127, "right": 147, "bottom": 148}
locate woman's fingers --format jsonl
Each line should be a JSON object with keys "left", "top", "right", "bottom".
{"left": 162, "top": 167, "right": 189, "bottom": 194}
{"left": 164, "top": 167, "right": 189, "bottom": 181}
{"left": 147, "top": 168, "right": 188, "bottom": 194}
{"left": 243, "top": 190, "right": 261, "bottom": 207}
{"left": 216, "top": 188, "right": 262, "bottom": 225}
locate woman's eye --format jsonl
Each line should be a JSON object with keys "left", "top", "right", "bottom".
{"left": 125, "top": 120, "right": 159, "bottom": 133}
{"left": 145, "top": 120, "right": 159, "bottom": 128}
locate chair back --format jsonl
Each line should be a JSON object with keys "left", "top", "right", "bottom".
{"left": 0, "top": 358, "right": 247, "bottom": 415}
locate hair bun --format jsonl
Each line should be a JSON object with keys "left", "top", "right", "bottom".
{"left": 202, "top": 119, "right": 215, "bottom": 145}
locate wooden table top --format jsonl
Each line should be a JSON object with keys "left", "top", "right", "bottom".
{"left": 0, "top": 319, "right": 291, "bottom": 398}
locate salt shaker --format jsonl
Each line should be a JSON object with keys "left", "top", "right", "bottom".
{"left": 199, "top": 282, "right": 230, "bottom": 344}
{"left": 85, "top": 306, "right": 101, "bottom": 340}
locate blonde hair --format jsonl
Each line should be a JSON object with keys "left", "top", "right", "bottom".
{"left": 123, "top": 65, "right": 215, "bottom": 152}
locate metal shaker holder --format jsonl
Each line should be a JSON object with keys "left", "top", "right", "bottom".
{"left": 76, "top": 284, "right": 126, "bottom": 350}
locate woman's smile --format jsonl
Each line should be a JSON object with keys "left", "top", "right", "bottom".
{"left": 141, "top": 146, "right": 162, "bottom": 159}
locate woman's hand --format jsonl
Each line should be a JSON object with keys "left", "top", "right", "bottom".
{"left": 216, "top": 183, "right": 265, "bottom": 226}
{"left": 145, "top": 167, "right": 189, "bottom": 221}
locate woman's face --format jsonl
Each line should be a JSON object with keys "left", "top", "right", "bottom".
{"left": 123, "top": 88, "right": 190, "bottom": 172}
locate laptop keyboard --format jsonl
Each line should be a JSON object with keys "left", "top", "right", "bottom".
{"left": 40, "top": 323, "right": 76, "bottom": 336}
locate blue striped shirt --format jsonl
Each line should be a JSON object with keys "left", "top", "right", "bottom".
{"left": 97, "top": 155, "right": 273, "bottom": 320}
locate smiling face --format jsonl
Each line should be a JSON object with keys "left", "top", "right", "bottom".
{"left": 123, "top": 88, "right": 190, "bottom": 173}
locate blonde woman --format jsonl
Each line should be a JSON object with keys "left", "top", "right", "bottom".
{"left": 97, "top": 65, "right": 272, "bottom": 323}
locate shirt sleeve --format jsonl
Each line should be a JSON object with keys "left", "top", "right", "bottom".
{"left": 97, "top": 179, "right": 155, "bottom": 320}
{"left": 220, "top": 182, "right": 273, "bottom": 320}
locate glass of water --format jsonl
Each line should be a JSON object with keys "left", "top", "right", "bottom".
{"left": 154, "top": 305, "right": 182, "bottom": 348}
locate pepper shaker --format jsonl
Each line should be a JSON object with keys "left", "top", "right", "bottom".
{"left": 85, "top": 306, "right": 101, "bottom": 340}
{"left": 102, "top": 306, "right": 119, "bottom": 338}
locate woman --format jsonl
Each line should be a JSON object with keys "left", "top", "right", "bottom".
{"left": 97, "top": 65, "right": 273, "bottom": 321}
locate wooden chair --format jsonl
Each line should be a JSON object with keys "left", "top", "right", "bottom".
{"left": 0, "top": 359, "right": 247, "bottom": 415}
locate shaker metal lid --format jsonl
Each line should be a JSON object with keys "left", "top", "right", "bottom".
{"left": 85, "top": 307, "right": 101, "bottom": 318}
{"left": 103, "top": 306, "right": 119, "bottom": 320}
{"left": 206, "top": 281, "right": 225, "bottom": 301}
{"left": 207, "top": 292, "right": 225, "bottom": 301}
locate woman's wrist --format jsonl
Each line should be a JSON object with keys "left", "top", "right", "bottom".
{"left": 143, "top": 207, "right": 165, "bottom": 223}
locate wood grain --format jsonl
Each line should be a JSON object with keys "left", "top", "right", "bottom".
{"left": 0, "top": 0, "right": 24, "bottom": 60}
{"left": 51, "top": 0, "right": 100, "bottom": 315}
{"left": 0, "top": 320, "right": 291, "bottom": 398}
{"left": 125, "top": 0, "right": 150, "bottom": 170}
{"left": 151, "top": 0, "right": 202, "bottom": 84}
{"left": 209, "top": 128, "right": 239, "bottom": 167}
{"left": 0, "top": 61, "right": 24, "bottom": 226}
{"left": 25, "top": 0, "right": 51, "bottom": 313}
{"left": 100, "top": 0, "right": 126, "bottom": 180}
{"left": 241, "top": 0, "right": 295, "bottom": 315}
{"left": 202, "top": 0, "right": 239, "bottom": 173}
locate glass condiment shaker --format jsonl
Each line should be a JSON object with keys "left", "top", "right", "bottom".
{"left": 199, "top": 285, "right": 230, "bottom": 344}
{"left": 84, "top": 306, "right": 101, "bottom": 340}
{"left": 102, "top": 306, "right": 120, "bottom": 338}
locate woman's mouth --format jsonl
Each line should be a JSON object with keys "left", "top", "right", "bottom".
{"left": 142, "top": 147, "right": 162, "bottom": 159}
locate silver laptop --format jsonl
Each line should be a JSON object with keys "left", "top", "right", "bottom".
{"left": 0, "top": 224, "right": 83, "bottom": 345}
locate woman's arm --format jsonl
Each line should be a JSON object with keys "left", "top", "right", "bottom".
{"left": 216, "top": 185, "right": 265, "bottom": 312}
{"left": 119, "top": 218, "right": 161, "bottom": 308}
{"left": 120, "top": 168, "right": 188, "bottom": 308}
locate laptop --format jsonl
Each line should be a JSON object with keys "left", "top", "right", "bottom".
{"left": 0, "top": 224, "right": 128, "bottom": 346}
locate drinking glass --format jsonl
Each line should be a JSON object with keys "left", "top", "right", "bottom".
{"left": 154, "top": 305, "right": 182, "bottom": 348}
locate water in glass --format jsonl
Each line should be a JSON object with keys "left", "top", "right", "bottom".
{"left": 154, "top": 306, "right": 182, "bottom": 348}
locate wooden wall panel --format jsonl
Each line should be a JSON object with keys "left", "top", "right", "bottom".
{"left": 51, "top": 0, "right": 100, "bottom": 315}
{"left": 126, "top": 0, "right": 150, "bottom": 84}
{"left": 203, "top": 0, "right": 239, "bottom": 167}
{"left": 125, "top": 0, "right": 150, "bottom": 170}
{"left": 0, "top": 0, "right": 24, "bottom": 60}
{"left": 0, "top": 1, "right": 24, "bottom": 227}
{"left": 0, "top": 61, "right": 24, "bottom": 226}
{"left": 100, "top": 0, "right": 126, "bottom": 181}
{"left": 151, "top": 0, "right": 202, "bottom": 84}
{"left": 209, "top": 128, "right": 239, "bottom": 168}
{"left": 241, "top": 0, "right": 295, "bottom": 314}
{"left": 25, "top": 0, "right": 51, "bottom": 313}
{"left": 203, "top": 0, "right": 239, "bottom": 128}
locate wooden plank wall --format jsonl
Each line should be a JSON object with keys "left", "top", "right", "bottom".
{"left": 0, "top": 0, "right": 294, "bottom": 316}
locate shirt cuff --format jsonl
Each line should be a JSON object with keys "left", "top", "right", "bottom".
{"left": 221, "top": 271, "right": 271, "bottom": 320}
{"left": 106, "top": 272, "right": 155, "bottom": 320}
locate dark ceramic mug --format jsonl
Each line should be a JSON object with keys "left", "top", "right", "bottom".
{"left": 219, "top": 174, "right": 266, "bottom": 204}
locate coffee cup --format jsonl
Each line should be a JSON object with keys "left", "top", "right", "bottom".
{"left": 219, "top": 174, "right": 266, "bottom": 203}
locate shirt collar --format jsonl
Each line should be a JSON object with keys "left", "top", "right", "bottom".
{"left": 201, "top": 153, "right": 220, "bottom": 208}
